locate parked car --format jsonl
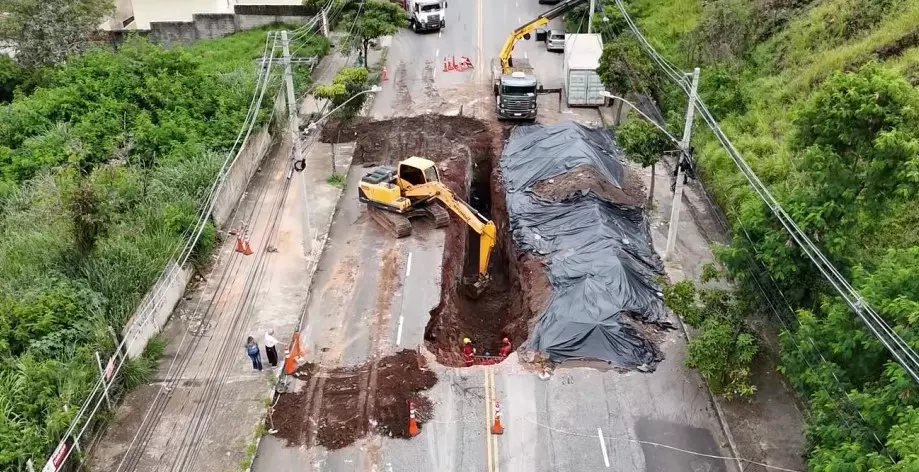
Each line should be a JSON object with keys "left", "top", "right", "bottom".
{"left": 546, "top": 29, "right": 566, "bottom": 52}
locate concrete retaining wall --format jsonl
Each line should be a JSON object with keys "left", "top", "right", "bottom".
{"left": 122, "top": 262, "right": 194, "bottom": 359}
{"left": 121, "top": 89, "right": 286, "bottom": 358}
{"left": 145, "top": 4, "right": 316, "bottom": 45}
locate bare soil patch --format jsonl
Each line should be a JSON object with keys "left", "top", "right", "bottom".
{"left": 320, "top": 114, "right": 492, "bottom": 165}
{"left": 269, "top": 349, "right": 436, "bottom": 450}
{"left": 532, "top": 165, "right": 645, "bottom": 206}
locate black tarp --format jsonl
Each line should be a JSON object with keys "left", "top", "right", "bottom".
{"left": 501, "top": 121, "right": 672, "bottom": 369}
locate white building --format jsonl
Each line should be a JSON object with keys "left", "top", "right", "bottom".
{"left": 102, "top": 0, "right": 303, "bottom": 30}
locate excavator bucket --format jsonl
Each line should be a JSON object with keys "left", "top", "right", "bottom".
{"left": 461, "top": 275, "right": 490, "bottom": 299}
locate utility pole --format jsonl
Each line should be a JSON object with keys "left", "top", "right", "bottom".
{"left": 664, "top": 67, "right": 700, "bottom": 262}
{"left": 587, "top": 0, "right": 596, "bottom": 33}
{"left": 280, "top": 31, "right": 314, "bottom": 251}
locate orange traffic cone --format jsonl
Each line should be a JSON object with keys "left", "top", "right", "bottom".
{"left": 443, "top": 58, "right": 450, "bottom": 72}
{"left": 242, "top": 235, "right": 254, "bottom": 255}
{"left": 283, "top": 353, "right": 297, "bottom": 375}
{"left": 491, "top": 401, "right": 504, "bottom": 435}
{"left": 235, "top": 234, "right": 246, "bottom": 254}
{"left": 381, "top": 66, "right": 388, "bottom": 81}
{"left": 408, "top": 401, "right": 420, "bottom": 436}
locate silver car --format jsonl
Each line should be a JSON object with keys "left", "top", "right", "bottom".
{"left": 546, "top": 29, "right": 566, "bottom": 52}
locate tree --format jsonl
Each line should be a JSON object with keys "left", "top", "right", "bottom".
{"left": 663, "top": 264, "right": 759, "bottom": 400}
{"left": 313, "top": 67, "right": 371, "bottom": 120}
{"left": 0, "top": 0, "right": 115, "bottom": 68}
{"left": 337, "top": 0, "right": 406, "bottom": 70}
{"left": 616, "top": 118, "right": 674, "bottom": 207}
{"left": 66, "top": 176, "right": 109, "bottom": 255}
{"left": 598, "top": 33, "right": 660, "bottom": 100}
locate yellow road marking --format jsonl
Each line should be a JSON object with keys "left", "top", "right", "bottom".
{"left": 484, "top": 367, "right": 500, "bottom": 472}
{"left": 491, "top": 368, "right": 500, "bottom": 472}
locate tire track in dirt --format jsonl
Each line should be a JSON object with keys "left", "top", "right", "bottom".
{"left": 395, "top": 61, "right": 413, "bottom": 115}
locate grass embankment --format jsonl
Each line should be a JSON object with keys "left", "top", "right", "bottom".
{"left": 0, "top": 27, "right": 328, "bottom": 468}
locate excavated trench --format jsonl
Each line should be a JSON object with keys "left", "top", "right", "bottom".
{"left": 323, "top": 115, "right": 537, "bottom": 367}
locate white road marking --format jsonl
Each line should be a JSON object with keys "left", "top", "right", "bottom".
{"left": 524, "top": 51, "right": 528, "bottom": 59}
{"left": 435, "top": 48, "right": 440, "bottom": 58}
{"left": 598, "top": 428, "right": 611, "bottom": 468}
{"left": 439, "top": 30, "right": 443, "bottom": 38}
{"left": 406, "top": 251, "right": 413, "bottom": 277}
{"left": 396, "top": 315, "right": 404, "bottom": 346}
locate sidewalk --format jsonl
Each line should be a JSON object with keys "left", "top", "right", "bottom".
{"left": 86, "top": 43, "right": 381, "bottom": 472}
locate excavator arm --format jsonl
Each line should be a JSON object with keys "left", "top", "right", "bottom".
{"left": 403, "top": 182, "right": 497, "bottom": 285}
{"left": 498, "top": 0, "right": 587, "bottom": 73}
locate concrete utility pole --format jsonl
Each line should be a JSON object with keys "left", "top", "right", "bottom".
{"left": 587, "top": 0, "right": 596, "bottom": 33}
{"left": 664, "top": 67, "right": 700, "bottom": 262}
{"left": 280, "top": 31, "right": 314, "bottom": 250}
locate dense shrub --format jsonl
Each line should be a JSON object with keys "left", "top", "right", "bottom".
{"left": 0, "top": 28, "right": 328, "bottom": 470}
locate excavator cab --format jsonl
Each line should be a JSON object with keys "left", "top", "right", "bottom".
{"left": 397, "top": 157, "right": 441, "bottom": 187}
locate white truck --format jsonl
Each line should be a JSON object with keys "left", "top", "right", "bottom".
{"left": 563, "top": 33, "right": 605, "bottom": 107}
{"left": 402, "top": 0, "right": 447, "bottom": 33}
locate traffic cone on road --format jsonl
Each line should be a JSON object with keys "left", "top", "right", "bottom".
{"left": 443, "top": 58, "right": 450, "bottom": 72}
{"left": 242, "top": 234, "right": 254, "bottom": 256}
{"left": 235, "top": 234, "right": 246, "bottom": 254}
{"left": 408, "top": 401, "right": 420, "bottom": 436}
{"left": 381, "top": 66, "right": 388, "bottom": 81}
{"left": 491, "top": 401, "right": 504, "bottom": 435}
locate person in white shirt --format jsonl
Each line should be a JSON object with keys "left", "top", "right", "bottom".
{"left": 264, "top": 329, "right": 285, "bottom": 367}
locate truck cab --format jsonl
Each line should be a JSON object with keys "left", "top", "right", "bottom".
{"left": 492, "top": 58, "right": 538, "bottom": 121}
{"left": 404, "top": 0, "right": 447, "bottom": 32}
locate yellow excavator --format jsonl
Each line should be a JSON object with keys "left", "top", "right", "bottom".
{"left": 358, "top": 156, "right": 497, "bottom": 295}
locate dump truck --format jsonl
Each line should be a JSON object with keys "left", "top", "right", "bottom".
{"left": 402, "top": 0, "right": 447, "bottom": 32}
{"left": 492, "top": 0, "right": 586, "bottom": 120}
{"left": 564, "top": 33, "right": 605, "bottom": 107}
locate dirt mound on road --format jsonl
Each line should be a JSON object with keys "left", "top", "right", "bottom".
{"left": 269, "top": 349, "right": 437, "bottom": 450}
{"left": 320, "top": 115, "right": 492, "bottom": 165}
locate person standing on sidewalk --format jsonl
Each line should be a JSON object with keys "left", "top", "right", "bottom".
{"left": 245, "top": 336, "right": 263, "bottom": 371}
{"left": 264, "top": 329, "right": 285, "bottom": 367}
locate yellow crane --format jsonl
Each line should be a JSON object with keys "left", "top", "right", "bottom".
{"left": 497, "top": 0, "right": 586, "bottom": 72}
{"left": 358, "top": 156, "right": 497, "bottom": 295}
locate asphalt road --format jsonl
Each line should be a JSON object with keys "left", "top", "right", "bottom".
{"left": 254, "top": 1, "right": 739, "bottom": 471}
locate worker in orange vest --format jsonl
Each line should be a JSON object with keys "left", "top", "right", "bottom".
{"left": 498, "top": 337, "right": 512, "bottom": 358}
{"left": 462, "top": 337, "right": 475, "bottom": 366}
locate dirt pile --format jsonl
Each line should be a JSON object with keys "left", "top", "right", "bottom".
{"left": 320, "top": 115, "right": 492, "bottom": 165}
{"left": 269, "top": 349, "right": 437, "bottom": 450}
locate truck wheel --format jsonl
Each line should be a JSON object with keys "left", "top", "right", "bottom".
{"left": 440, "top": 20, "right": 445, "bottom": 29}
{"left": 412, "top": 20, "right": 419, "bottom": 33}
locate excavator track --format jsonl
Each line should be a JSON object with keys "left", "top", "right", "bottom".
{"left": 426, "top": 203, "right": 450, "bottom": 228}
{"left": 368, "top": 206, "right": 413, "bottom": 238}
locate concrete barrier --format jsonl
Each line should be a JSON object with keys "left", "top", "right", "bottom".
{"left": 121, "top": 261, "right": 194, "bottom": 359}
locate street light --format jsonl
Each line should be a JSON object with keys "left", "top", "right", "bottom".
{"left": 599, "top": 91, "right": 679, "bottom": 144}
{"left": 305, "top": 85, "right": 383, "bottom": 133}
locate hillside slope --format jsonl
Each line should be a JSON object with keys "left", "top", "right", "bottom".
{"left": 600, "top": 0, "right": 919, "bottom": 469}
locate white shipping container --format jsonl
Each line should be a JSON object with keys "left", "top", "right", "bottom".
{"left": 563, "top": 33, "right": 605, "bottom": 107}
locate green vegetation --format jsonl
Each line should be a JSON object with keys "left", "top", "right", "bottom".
{"left": 587, "top": 0, "right": 919, "bottom": 468}
{"left": 326, "top": 173, "right": 347, "bottom": 188}
{"left": 663, "top": 265, "right": 758, "bottom": 400}
{"left": 0, "top": 27, "right": 328, "bottom": 469}
{"left": 336, "top": 0, "right": 407, "bottom": 69}
{"left": 614, "top": 117, "right": 674, "bottom": 206}
{"left": 0, "top": 0, "right": 114, "bottom": 68}
{"left": 313, "top": 67, "right": 372, "bottom": 120}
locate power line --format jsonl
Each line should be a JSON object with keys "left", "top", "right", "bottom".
{"left": 612, "top": 0, "right": 919, "bottom": 385}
